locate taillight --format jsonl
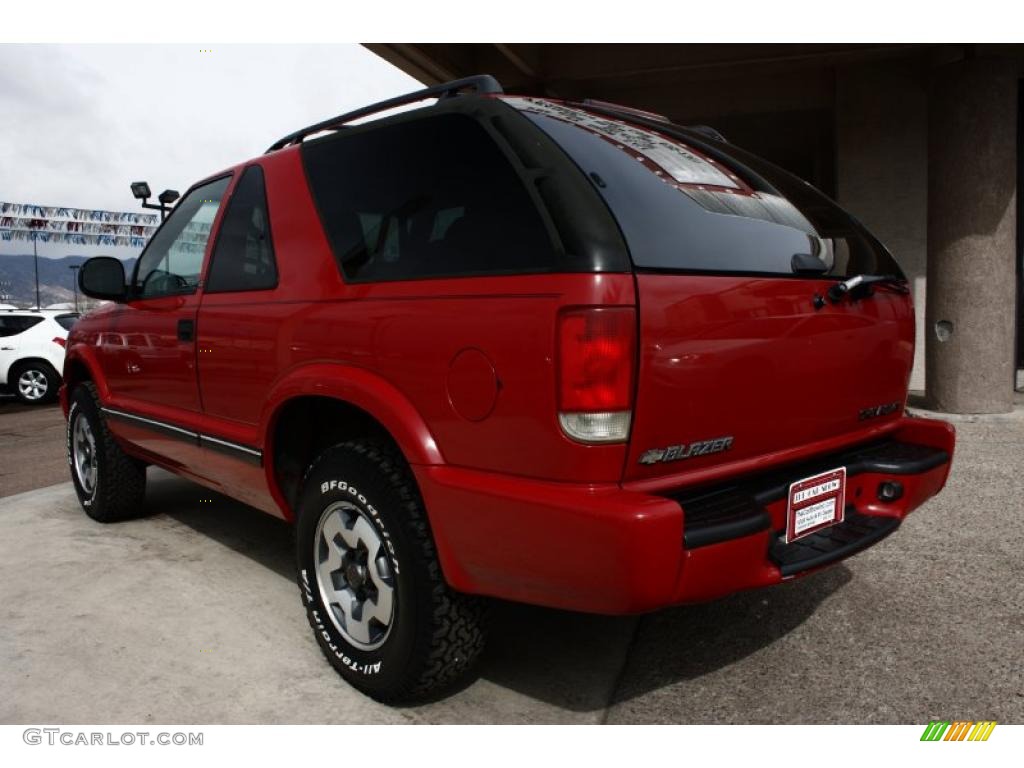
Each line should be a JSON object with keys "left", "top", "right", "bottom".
{"left": 52, "top": 337, "right": 66, "bottom": 348}
{"left": 557, "top": 307, "right": 635, "bottom": 444}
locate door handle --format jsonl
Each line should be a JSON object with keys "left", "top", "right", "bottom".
{"left": 177, "top": 319, "right": 195, "bottom": 342}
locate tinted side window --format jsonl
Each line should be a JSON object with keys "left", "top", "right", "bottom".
{"left": 303, "top": 113, "right": 557, "bottom": 282}
{"left": 55, "top": 314, "right": 79, "bottom": 330}
{"left": 0, "top": 315, "right": 44, "bottom": 337}
{"left": 206, "top": 165, "right": 278, "bottom": 293}
{"left": 134, "top": 177, "right": 230, "bottom": 298}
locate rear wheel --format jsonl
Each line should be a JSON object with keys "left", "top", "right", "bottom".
{"left": 12, "top": 360, "right": 59, "bottom": 404}
{"left": 67, "top": 382, "right": 147, "bottom": 522}
{"left": 295, "top": 441, "right": 486, "bottom": 702}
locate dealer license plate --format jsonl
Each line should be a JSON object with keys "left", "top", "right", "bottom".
{"left": 785, "top": 467, "right": 847, "bottom": 543}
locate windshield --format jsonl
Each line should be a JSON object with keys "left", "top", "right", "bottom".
{"left": 503, "top": 97, "right": 903, "bottom": 280}
{"left": 132, "top": 177, "right": 230, "bottom": 296}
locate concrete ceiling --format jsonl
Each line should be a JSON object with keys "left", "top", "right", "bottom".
{"left": 364, "top": 43, "right": 933, "bottom": 98}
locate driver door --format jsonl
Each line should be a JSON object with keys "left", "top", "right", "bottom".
{"left": 100, "top": 175, "right": 231, "bottom": 464}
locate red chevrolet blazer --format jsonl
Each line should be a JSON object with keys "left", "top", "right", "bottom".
{"left": 62, "top": 75, "right": 955, "bottom": 702}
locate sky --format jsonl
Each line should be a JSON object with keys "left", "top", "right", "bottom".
{"left": 0, "top": 44, "right": 420, "bottom": 258}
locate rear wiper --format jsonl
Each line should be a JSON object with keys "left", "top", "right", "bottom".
{"left": 827, "top": 274, "right": 908, "bottom": 303}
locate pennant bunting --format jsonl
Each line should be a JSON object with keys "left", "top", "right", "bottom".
{"left": 0, "top": 201, "right": 160, "bottom": 226}
{"left": 0, "top": 200, "right": 163, "bottom": 250}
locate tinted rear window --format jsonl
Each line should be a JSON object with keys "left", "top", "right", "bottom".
{"left": 302, "top": 112, "right": 559, "bottom": 282}
{"left": 0, "top": 315, "right": 43, "bottom": 337}
{"left": 507, "top": 98, "right": 902, "bottom": 279}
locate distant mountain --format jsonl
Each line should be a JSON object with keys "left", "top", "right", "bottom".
{"left": 0, "top": 254, "right": 137, "bottom": 308}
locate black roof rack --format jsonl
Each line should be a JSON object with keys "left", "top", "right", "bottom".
{"left": 683, "top": 124, "right": 729, "bottom": 143}
{"left": 266, "top": 74, "right": 504, "bottom": 153}
{"left": 576, "top": 100, "right": 730, "bottom": 144}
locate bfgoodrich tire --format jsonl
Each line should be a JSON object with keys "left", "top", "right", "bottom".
{"left": 67, "top": 382, "right": 147, "bottom": 522}
{"left": 296, "top": 441, "right": 486, "bottom": 702}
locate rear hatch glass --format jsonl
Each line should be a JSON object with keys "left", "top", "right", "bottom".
{"left": 502, "top": 96, "right": 902, "bottom": 280}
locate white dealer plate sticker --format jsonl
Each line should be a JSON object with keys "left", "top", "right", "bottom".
{"left": 785, "top": 467, "right": 846, "bottom": 543}
{"left": 502, "top": 97, "right": 740, "bottom": 188}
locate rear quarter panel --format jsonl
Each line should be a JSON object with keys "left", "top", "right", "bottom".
{"left": 205, "top": 148, "right": 637, "bottom": 494}
{"left": 313, "top": 273, "right": 635, "bottom": 482}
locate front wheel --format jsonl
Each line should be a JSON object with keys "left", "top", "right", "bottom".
{"left": 67, "top": 382, "right": 147, "bottom": 522}
{"left": 295, "top": 441, "right": 486, "bottom": 702}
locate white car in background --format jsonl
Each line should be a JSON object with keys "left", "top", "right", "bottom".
{"left": 0, "top": 310, "right": 79, "bottom": 404}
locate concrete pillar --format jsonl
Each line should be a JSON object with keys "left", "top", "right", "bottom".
{"left": 836, "top": 61, "right": 928, "bottom": 392}
{"left": 926, "top": 57, "right": 1018, "bottom": 413}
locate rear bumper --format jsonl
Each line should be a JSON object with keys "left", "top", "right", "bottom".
{"left": 416, "top": 416, "right": 955, "bottom": 614}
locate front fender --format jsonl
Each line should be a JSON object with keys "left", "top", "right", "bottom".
{"left": 60, "top": 344, "right": 111, "bottom": 416}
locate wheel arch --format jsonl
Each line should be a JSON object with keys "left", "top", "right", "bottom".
{"left": 261, "top": 363, "right": 445, "bottom": 519}
{"left": 7, "top": 355, "right": 61, "bottom": 380}
{"left": 62, "top": 347, "right": 110, "bottom": 401}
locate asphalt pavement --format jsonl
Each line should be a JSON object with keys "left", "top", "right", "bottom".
{"left": 1, "top": 403, "right": 1021, "bottom": 723}
{"left": 0, "top": 399, "right": 68, "bottom": 497}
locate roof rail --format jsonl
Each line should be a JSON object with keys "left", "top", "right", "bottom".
{"left": 266, "top": 74, "right": 504, "bottom": 153}
{"left": 579, "top": 100, "right": 730, "bottom": 144}
{"left": 581, "top": 98, "right": 670, "bottom": 124}
{"left": 683, "top": 124, "right": 729, "bottom": 143}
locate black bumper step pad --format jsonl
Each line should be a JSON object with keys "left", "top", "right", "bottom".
{"left": 768, "top": 509, "right": 900, "bottom": 577}
{"left": 671, "top": 438, "right": 945, "bottom": 550}
{"left": 678, "top": 487, "right": 769, "bottom": 548}
{"left": 747, "top": 440, "right": 949, "bottom": 506}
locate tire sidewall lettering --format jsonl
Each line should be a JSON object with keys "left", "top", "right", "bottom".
{"left": 66, "top": 401, "right": 78, "bottom": 470}
{"left": 67, "top": 398, "right": 95, "bottom": 507}
{"left": 300, "top": 567, "right": 385, "bottom": 676}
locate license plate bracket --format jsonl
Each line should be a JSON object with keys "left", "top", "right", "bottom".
{"left": 785, "top": 467, "right": 847, "bottom": 543}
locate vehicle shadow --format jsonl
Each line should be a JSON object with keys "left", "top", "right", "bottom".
{"left": 608, "top": 566, "right": 853, "bottom": 708}
{"left": 147, "top": 471, "right": 295, "bottom": 580}
{"left": 478, "top": 566, "right": 851, "bottom": 712}
{"left": 148, "top": 470, "right": 851, "bottom": 714}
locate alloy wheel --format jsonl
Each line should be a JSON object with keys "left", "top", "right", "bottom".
{"left": 314, "top": 500, "right": 396, "bottom": 650}
{"left": 17, "top": 369, "right": 48, "bottom": 401}
{"left": 72, "top": 413, "right": 98, "bottom": 496}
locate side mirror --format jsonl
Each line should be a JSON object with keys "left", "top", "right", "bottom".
{"left": 79, "top": 256, "right": 128, "bottom": 302}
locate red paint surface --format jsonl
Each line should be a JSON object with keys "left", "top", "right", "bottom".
{"left": 446, "top": 348, "right": 499, "bottom": 422}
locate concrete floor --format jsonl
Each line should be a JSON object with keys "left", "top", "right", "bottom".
{"left": 0, "top": 410, "right": 1021, "bottom": 723}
